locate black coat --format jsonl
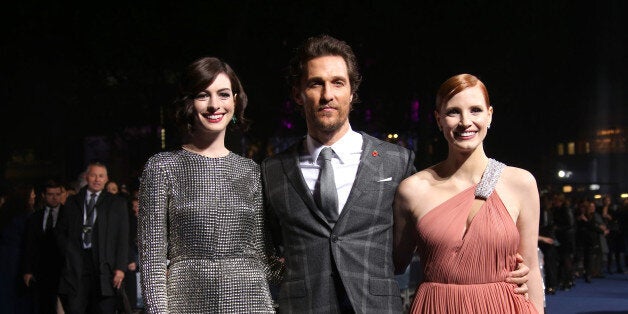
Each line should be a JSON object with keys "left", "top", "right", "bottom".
{"left": 23, "top": 206, "right": 64, "bottom": 288}
{"left": 56, "top": 188, "right": 129, "bottom": 297}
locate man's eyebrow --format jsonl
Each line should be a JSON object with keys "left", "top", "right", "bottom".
{"left": 306, "top": 75, "right": 347, "bottom": 82}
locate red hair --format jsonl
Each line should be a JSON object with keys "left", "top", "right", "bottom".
{"left": 435, "top": 74, "right": 490, "bottom": 111}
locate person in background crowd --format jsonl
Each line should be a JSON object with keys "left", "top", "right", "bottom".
{"left": 56, "top": 162, "right": 129, "bottom": 313}
{"left": 0, "top": 183, "right": 37, "bottom": 313}
{"left": 591, "top": 200, "right": 609, "bottom": 278}
{"left": 600, "top": 195, "right": 624, "bottom": 274}
{"left": 61, "top": 183, "right": 76, "bottom": 205}
{"left": 125, "top": 197, "right": 142, "bottom": 311}
{"left": 538, "top": 194, "right": 559, "bottom": 295}
{"left": 577, "top": 200, "right": 606, "bottom": 283}
{"left": 552, "top": 193, "right": 577, "bottom": 291}
{"left": 23, "top": 180, "right": 66, "bottom": 314}
{"left": 119, "top": 184, "right": 130, "bottom": 197}
{"left": 105, "top": 181, "right": 120, "bottom": 195}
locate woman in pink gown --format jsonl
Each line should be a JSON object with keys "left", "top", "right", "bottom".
{"left": 393, "top": 74, "right": 544, "bottom": 313}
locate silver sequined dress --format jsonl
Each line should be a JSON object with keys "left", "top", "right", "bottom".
{"left": 138, "top": 149, "right": 282, "bottom": 313}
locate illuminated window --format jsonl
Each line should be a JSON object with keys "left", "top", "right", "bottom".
{"left": 594, "top": 138, "right": 612, "bottom": 154}
{"left": 557, "top": 143, "right": 564, "bottom": 156}
{"left": 585, "top": 142, "right": 590, "bottom": 154}
{"left": 567, "top": 142, "right": 575, "bottom": 155}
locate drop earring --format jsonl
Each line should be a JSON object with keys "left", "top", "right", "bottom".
{"left": 231, "top": 116, "right": 237, "bottom": 125}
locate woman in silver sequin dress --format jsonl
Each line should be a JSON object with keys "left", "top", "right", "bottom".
{"left": 138, "top": 57, "right": 282, "bottom": 313}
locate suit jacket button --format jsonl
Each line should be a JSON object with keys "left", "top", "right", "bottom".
{"left": 331, "top": 235, "right": 339, "bottom": 242}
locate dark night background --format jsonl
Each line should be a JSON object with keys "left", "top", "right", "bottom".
{"left": 1, "top": 1, "right": 626, "bottom": 190}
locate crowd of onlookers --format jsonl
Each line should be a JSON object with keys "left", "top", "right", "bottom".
{"left": 538, "top": 192, "right": 628, "bottom": 295}
{"left": 1, "top": 170, "right": 627, "bottom": 312}
{"left": 0, "top": 176, "right": 142, "bottom": 314}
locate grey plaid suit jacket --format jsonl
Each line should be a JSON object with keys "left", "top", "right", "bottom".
{"left": 262, "top": 132, "right": 416, "bottom": 313}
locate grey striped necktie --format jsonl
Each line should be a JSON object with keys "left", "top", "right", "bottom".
{"left": 317, "top": 147, "right": 339, "bottom": 225}
{"left": 83, "top": 193, "right": 97, "bottom": 247}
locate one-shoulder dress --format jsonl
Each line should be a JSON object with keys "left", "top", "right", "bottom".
{"left": 410, "top": 159, "right": 537, "bottom": 313}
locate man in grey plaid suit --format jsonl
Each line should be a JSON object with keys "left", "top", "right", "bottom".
{"left": 262, "top": 35, "right": 529, "bottom": 313}
{"left": 262, "top": 34, "right": 415, "bottom": 313}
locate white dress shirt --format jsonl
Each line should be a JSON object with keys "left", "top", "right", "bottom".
{"left": 299, "top": 127, "right": 363, "bottom": 215}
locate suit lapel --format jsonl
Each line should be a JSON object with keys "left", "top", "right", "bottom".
{"left": 77, "top": 191, "right": 88, "bottom": 214}
{"left": 280, "top": 141, "right": 330, "bottom": 227}
{"left": 95, "top": 192, "right": 108, "bottom": 259}
{"left": 74, "top": 191, "right": 88, "bottom": 228}
{"left": 355, "top": 133, "right": 384, "bottom": 185}
{"left": 35, "top": 210, "right": 46, "bottom": 236}
{"left": 338, "top": 133, "right": 383, "bottom": 221}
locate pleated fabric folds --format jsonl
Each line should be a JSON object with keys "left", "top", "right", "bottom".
{"left": 410, "top": 170, "right": 537, "bottom": 313}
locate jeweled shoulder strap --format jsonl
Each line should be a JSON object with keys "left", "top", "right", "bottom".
{"left": 475, "top": 158, "right": 506, "bottom": 199}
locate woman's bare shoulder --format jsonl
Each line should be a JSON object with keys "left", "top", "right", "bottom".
{"left": 400, "top": 167, "right": 439, "bottom": 189}
{"left": 501, "top": 166, "right": 537, "bottom": 190}
{"left": 397, "top": 167, "right": 441, "bottom": 204}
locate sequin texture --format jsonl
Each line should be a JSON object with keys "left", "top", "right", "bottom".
{"left": 138, "top": 150, "right": 282, "bottom": 313}
{"left": 474, "top": 158, "right": 505, "bottom": 200}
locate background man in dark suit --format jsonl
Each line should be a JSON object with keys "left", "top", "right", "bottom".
{"left": 23, "top": 179, "right": 65, "bottom": 313}
{"left": 56, "top": 162, "right": 129, "bottom": 313}
{"left": 262, "top": 34, "right": 531, "bottom": 313}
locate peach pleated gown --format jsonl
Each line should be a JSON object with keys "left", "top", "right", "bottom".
{"left": 411, "top": 160, "right": 537, "bottom": 313}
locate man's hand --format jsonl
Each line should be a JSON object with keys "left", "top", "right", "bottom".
{"left": 128, "top": 262, "right": 137, "bottom": 272}
{"left": 538, "top": 236, "right": 554, "bottom": 245}
{"left": 112, "top": 269, "right": 125, "bottom": 289}
{"left": 23, "top": 273, "right": 34, "bottom": 287}
{"left": 507, "top": 253, "right": 530, "bottom": 297}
